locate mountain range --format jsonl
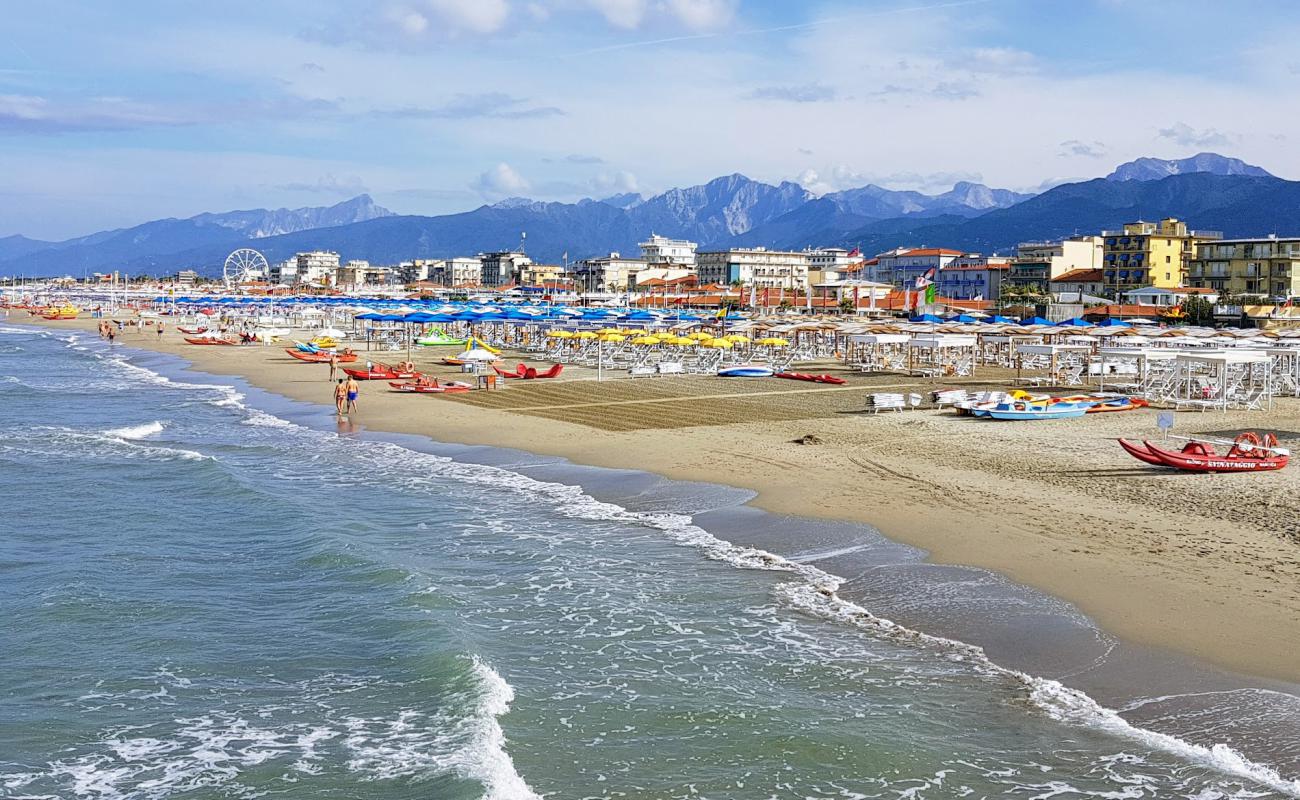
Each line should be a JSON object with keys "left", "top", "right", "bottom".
{"left": 1, "top": 153, "right": 1292, "bottom": 278}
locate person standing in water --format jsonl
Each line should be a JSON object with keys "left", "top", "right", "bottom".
{"left": 345, "top": 376, "right": 359, "bottom": 414}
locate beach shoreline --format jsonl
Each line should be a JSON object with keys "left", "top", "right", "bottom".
{"left": 20, "top": 314, "right": 1300, "bottom": 686}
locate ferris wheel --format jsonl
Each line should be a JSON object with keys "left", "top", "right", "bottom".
{"left": 223, "top": 248, "right": 269, "bottom": 287}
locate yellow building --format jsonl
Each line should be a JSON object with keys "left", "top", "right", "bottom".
{"left": 520, "top": 263, "right": 566, "bottom": 286}
{"left": 1186, "top": 236, "right": 1300, "bottom": 298}
{"left": 1101, "top": 218, "right": 1220, "bottom": 293}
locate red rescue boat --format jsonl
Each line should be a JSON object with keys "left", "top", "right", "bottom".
{"left": 344, "top": 364, "right": 420, "bottom": 381}
{"left": 1118, "top": 433, "right": 1289, "bottom": 472}
{"left": 285, "top": 349, "right": 358, "bottom": 363}
{"left": 185, "top": 336, "right": 236, "bottom": 345}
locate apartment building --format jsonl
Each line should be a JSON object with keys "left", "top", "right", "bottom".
{"left": 1186, "top": 236, "right": 1300, "bottom": 298}
{"left": 1101, "top": 218, "right": 1220, "bottom": 292}
{"left": 293, "top": 251, "right": 341, "bottom": 285}
{"left": 866, "top": 248, "right": 962, "bottom": 287}
{"left": 1008, "top": 236, "right": 1104, "bottom": 293}
{"left": 573, "top": 252, "right": 646, "bottom": 292}
{"left": 639, "top": 234, "right": 697, "bottom": 267}
{"left": 479, "top": 251, "right": 532, "bottom": 287}
{"left": 695, "top": 247, "right": 811, "bottom": 292}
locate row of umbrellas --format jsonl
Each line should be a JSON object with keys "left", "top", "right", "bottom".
{"left": 910, "top": 313, "right": 1150, "bottom": 327}
{"left": 544, "top": 330, "right": 790, "bottom": 348}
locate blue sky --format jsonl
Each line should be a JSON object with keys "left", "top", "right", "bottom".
{"left": 3, "top": 0, "right": 1298, "bottom": 239}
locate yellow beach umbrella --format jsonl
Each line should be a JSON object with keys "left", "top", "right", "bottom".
{"left": 669, "top": 336, "right": 697, "bottom": 346}
{"left": 599, "top": 333, "right": 626, "bottom": 343}
{"left": 702, "top": 338, "right": 733, "bottom": 349}
{"left": 756, "top": 337, "right": 790, "bottom": 346}
{"left": 631, "top": 336, "right": 660, "bottom": 345}
{"left": 597, "top": 327, "right": 623, "bottom": 335}
{"left": 724, "top": 334, "right": 750, "bottom": 343}
{"left": 687, "top": 331, "right": 713, "bottom": 341}
{"left": 574, "top": 331, "right": 599, "bottom": 340}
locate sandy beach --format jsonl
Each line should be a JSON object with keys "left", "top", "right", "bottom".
{"left": 27, "top": 315, "right": 1300, "bottom": 684}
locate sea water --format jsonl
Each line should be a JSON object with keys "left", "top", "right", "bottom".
{"left": 2, "top": 323, "right": 1298, "bottom": 800}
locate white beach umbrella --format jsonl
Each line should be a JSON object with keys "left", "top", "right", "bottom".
{"left": 319, "top": 327, "right": 346, "bottom": 338}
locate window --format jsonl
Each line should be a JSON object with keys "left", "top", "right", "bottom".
{"left": 1165, "top": 255, "right": 1171, "bottom": 263}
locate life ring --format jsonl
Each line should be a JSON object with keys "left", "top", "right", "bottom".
{"left": 1262, "top": 433, "right": 1278, "bottom": 449}
{"left": 1235, "top": 432, "right": 1261, "bottom": 453}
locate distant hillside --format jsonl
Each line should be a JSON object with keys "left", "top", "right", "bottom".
{"left": 3, "top": 153, "right": 1295, "bottom": 276}
{"left": 827, "top": 173, "right": 1300, "bottom": 255}
{"left": 0, "top": 196, "right": 391, "bottom": 277}
{"left": 1106, "top": 153, "right": 1272, "bottom": 182}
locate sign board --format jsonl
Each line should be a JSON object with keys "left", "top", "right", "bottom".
{"left": 1156, "top": 411, "right": 1175, "bottom": 431}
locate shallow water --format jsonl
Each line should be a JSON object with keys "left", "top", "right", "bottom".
{"left": 2, "top": 323, "right": 1298, "bottom": 800}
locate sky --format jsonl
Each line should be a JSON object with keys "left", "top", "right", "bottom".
{"left": 3, "top": 0, "right": 1298, "bottom": 239}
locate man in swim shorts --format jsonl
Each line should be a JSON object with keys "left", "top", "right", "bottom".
{"left": 345, "top": 376, "right": 359, "bottom": 414}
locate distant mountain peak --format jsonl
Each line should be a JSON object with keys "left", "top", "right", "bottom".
{"left": 599, "top": 192, "right": 643, "bottom": 210}
{"left": 1106, "top": 153, "right": 1272, "bottom": 182}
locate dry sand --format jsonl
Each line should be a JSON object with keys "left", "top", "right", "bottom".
{"left": 26, "top": 316, "right": 1300, "bottom": 684}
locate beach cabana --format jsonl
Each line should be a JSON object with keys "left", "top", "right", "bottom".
{"left": 1013, "top": 343, "right": 1091, "bottom": 385}
{"left": 907, "top": 334, "right": 977, "bottom": 377}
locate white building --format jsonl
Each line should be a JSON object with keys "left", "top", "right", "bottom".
{"left": 270, "top": 258, "right": 300, "bottom": 285}
{"left": 695, "top": 248, "right": 811, "bottom": 292}
{"left": 639, "top": 234, "right": 697, "bottom": 267}
{"left": 574, "top": 252, "right": 646, "bottom": 292}
{"left": 868, "top": 248, "right": 963, "bottom": 287}
{"left": 1014, "top": 236, "right": 1104, "bottom": 279}
{"left": 431, "top": 258, "right": 482, "bottom": 287}
{"left": 479, "top": 251, "right": 531, "bottom": 286}
{"left": 294, "top": 251, "right": 341, "bottom": 286}
{"left": 807, "top": 247, "right": 865, "bottom": 273}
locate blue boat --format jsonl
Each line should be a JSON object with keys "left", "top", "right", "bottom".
{"left": 984, "top": 400, "right": 1095, "bottom": 420}
{"left": 718, "top": 366, "right": 775, "bottom": 378}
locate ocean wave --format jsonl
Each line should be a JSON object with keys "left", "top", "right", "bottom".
{"left": 3, "top": 426, "right": 209, "bottom": 463}
{"left": 104, "top": 421, "right": 165, "bottom": 440}
{"left": 320, "top": 437, "right": 1300, "bottom": 795}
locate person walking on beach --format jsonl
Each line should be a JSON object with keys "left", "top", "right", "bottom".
{"left": 157, "top": 321, "right": 165, "bottom": 340}
{"left": 333, "top": 379, "right": 347, "bottom": 415}
{"left": 345, "top": 376, "right": 359, "bottom": 414}
{"left": 328, "top": 352, "right": 338, "bottom": 381}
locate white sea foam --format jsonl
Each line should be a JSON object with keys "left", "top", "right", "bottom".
{"left": 321, "top": 437, "right": 1300, "bottom": 796}
{"left": 104, "top": 421, "right": 165, "bottom": 440}
{"left": 463, "top": 657, "right": 542, "bottom": 800}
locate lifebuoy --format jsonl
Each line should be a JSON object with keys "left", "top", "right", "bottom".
{"left": 1235, "top": 432, "right": 1261, "bottom": 453}
{"left": 1263, "top": 433, "right": 1278, "bottom": 449}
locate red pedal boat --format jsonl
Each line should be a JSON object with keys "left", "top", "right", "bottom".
{"left": 285, "top": 349, "right": 358, "bottom": 363}
{"left": 178, "top": 326, "right": 208, "bottom": 335}
{"left": 1118, "top": 433, "right": 1289, "bottom": 472}
{"left": 775, "top": 372, "right": 848, "bottom": 385}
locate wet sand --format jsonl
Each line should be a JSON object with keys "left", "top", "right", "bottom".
{"left": 27, "top": 315, "right": 1300, "bottom": 684}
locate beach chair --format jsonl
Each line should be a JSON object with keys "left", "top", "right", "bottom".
{"left": 868, "top": 393, "right": 905, "bottom": 413}
{"left": 932, "top": 389, "right": 968, "bottom": 409}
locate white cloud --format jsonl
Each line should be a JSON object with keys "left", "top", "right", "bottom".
{"left": 585, "top": 0, "right": 646, "bottom": 28}
{"left": 473, "top": 162, "right": 531, "bottom": 197}
{"left": 664, "top": 0, "right": 737, "bottom": 31}
{"left": 1157, "top": 122, "right": 1235, "bottom": 148}
{"left": 387, "top": 7, "right": 430, "bottom": 35}
{"left": 424, "top": 0, "right": 511, "bottom": 34}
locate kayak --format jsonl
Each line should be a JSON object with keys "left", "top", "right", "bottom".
{"left": 718, "top": 366, "right": 775, "bottom": 378}
{"left": 344, "top": 367, "right": 419, "bottom": 380}
{"left": 775, "top": 372, "right": 847, "bottom": 385}
{"left": 388, "top": 381, "right": 472, "bottom": 394}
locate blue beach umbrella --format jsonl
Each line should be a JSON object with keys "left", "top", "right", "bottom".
{"left": 910, "top": 313, "right": 944, "bottom": 323}
{"left": 1055, "top": 317, "right": 1093, "bottom": 327}
{"left": 1021, "top": 316, "right": 1053, "bottom": 326}
{"left": 1095, "top": 317, "right": 1131, "bottom": 327}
